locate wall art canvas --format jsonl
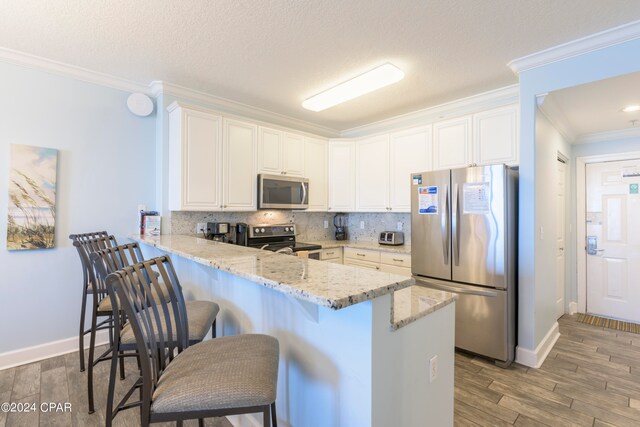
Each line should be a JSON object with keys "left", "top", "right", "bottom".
{"left": 7, "top": 144, "right": 58, "bottom": 250}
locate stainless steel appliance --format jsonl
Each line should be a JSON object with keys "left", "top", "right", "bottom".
{"left": 411, "top": 164, "right": 517, "bottom": 367}
{"left": 235, "top": 223, "right": 322, "bottom": 259}
{"left": 379, "top": 231, "right": 404, "bottom": 246}
{"left": 205, "top": 222, "right": 230, "bottom": 242}
{"left": 333, "top": 213, "right": 348, "bottom": 240}
{"left": 258, "top": 174, "right": 309, "bottom": 209}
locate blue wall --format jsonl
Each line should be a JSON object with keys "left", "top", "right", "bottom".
{"left": 518, "top": 37, "right": 640, "bottom": 356}
{"left": 0, "top": 62, "right": 156, "bottom": 355}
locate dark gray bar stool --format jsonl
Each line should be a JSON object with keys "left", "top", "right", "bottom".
{"left": 107, "top": 256, "right": 279, "bottom": 427}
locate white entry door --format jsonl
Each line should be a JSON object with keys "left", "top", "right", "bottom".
{"left": 556, "top": 160, "right": 566, "bottom": 319}
{"left": 586, "top": 159, "right": 640, "bottom": 322}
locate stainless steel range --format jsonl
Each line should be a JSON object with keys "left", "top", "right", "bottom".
{"left": 235, "top": 223, "right": 322, "bottom": 259}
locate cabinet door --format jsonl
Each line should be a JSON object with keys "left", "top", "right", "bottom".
{"left": 473, "top": 105, "right": 519, "bottom": 166}
{"left": 328, "top": 140, "right": 355, "bottom": 211}
{"left": 168, "top": 106, "right": 222, "bottom": 211}
{"left": 433, "top": 116, "right": 472, "bottom": 170}
{"left": 223, "top": 119, "right": 257, "bottom": 211}
{"left": 355, "top": 135, "right": 389, "bottom": 212}
{"left": 283, "top": 133, "right": 305, "bottom": 176}
{"left": 258, "top": 127, "right": 282, "bottom": 174}
{"left": 304, "top": 137, "right": 328, "bottom": 211}
{"left": 389, "top": 126, "right": 432, "bottom": 212}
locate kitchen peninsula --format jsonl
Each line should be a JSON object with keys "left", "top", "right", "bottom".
{"left": 132, "top": 234, "right": 456, "bottom": 427}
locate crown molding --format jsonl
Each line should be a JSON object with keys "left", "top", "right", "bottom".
{"left": 575, "top": 127, "right": 640, "bottom": 144}
{"left": 151, "top": 81, "right": 340, "bottom": 138}
{"left": 340, "top": 84, "right": 519, "bottom": 138}
{"left": 0, "top": 46, "right": 151, "bottom": 94}
{"left": 508, "top": 19, "right": 640, "bottom": 74}
{"left": 536, "top": 93, "right": 576, "bottom": 143}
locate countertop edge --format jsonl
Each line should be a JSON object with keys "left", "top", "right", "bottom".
{"left": 391, "top": 290, "right": 458, "bottom": 331}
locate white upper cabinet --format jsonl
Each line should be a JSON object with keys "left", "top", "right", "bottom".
{"left": 328, "top": 140, "right": 355, "bottom": 212}
{"left": 258, "top": 127, "right": 283, "bottom": 174}
{"left": 355, "top": 135, "right": 390, "bottom": 212}
{"left": 304, "top": 137, "right": 328, "bottom": 211}
{"left": 223, "top": 118, "right": 257, "bottom": 211}
{"left": 168, "top": 103, "right": 222, "bottom": 211}
{"left": 473, "top": 105, "right": 519, "bottom": 166}
{"left": 433, "top": 116, "right": 473, "bottom": 170}
{"left": 283, "top": 133, "right": 305, "bottom": 176}
{"left": 389, "top": 126, "right": 432, "bottom": 212}
{"left": 258, "top": 128, "right": 305, "bottom": 176}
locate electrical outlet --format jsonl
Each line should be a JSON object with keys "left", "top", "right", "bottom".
{"left": 429, "top": 355, "right": 438, "bottom": 383}
{"left": 359, "top": 221, "right": 365, "bottom": 229}
{"left": 396, "top": 221, "right": 403, "bottom": 231}
{"left": 196, "top": 223, "right": 207, "bottom": 234}
{"left": 324, "top": 220, "right": 329, "bottom": 229}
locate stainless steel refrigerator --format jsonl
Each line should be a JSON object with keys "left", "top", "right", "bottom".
{"left": 411, "top": 164, "right": 517, "bottom": 367}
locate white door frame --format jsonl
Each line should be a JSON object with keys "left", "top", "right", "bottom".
{"left": 576, "top": 150, "right": 640, "bottom": 313}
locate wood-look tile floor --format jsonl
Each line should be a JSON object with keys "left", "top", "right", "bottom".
{"left": 2, "top": 314, "right": 640, "bottom": 426}
{"left": 455, "top": 314, "right": 640, "bottom": 427}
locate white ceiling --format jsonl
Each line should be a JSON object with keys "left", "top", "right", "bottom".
{"left": 2, "top": 1, "right": 640, "bottom": 132}
{"left": 546, "top": 72, "right": 640, "bottom": 142}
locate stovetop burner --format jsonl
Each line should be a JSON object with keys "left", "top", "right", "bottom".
{"left": 237, "top": 223, "right": 322, "bottom": 253}
{"left": 258, "top": 242, "right": 322, "bottom": 252}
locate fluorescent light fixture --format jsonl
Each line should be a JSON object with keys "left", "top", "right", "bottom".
{"left": 623, "top": 105, "right": 640, "bottom": 113}
{"left": 302, "top": 63, "right": 404, "bottom": 112}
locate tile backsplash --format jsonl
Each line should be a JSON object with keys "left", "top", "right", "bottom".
{"left": 171, "top": 211, "right": 411, "bottom": 244}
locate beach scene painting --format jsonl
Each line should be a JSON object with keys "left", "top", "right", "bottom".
{"left": 7, "top": 144, "right": 58, "bottom": 250}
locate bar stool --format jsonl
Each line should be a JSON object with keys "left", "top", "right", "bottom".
{"left": 90, "top": 243, "right": 220, "bottom": 425}
{"left": 69, "top": 230, "right": 112, "bottom": 372}
{"left": 70, "top": 234, "right": 119, "bottom": 413}
{"left": 106, "top": 256, "right": 279, "bottom": 427}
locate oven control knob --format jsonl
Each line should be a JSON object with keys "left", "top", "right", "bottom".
{"left": 254, "top": 228, "right": 260, "bottom": 234}
{"left": 261, "top": 228, "right": 266, "bottom": 233}
{"left": 284, "top": 227, "right": 289, "bottom": 232}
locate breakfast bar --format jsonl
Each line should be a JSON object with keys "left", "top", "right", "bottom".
{"left": 132, "top": 234, "right": 456, "bottom": 427}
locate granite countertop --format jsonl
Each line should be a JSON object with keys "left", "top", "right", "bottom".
{"left": 309, "top": 240, "right": 412, "bottom": 254}
{"left": 131, "top": 234, "right": 415, "bottom": 310}
{"left": 391, "top": 286, "right": 457, "bottom": 330}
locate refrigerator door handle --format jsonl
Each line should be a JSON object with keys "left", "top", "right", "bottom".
{"left": 441, "top": 185, "right": 449, "bottom": 265}
{"left": 452, "top": 183, "right": 460, "bottom": 266}
{"left": 415, "top": 277, "right": 498, "bottom": 297}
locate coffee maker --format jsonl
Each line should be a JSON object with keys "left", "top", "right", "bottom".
{"left": 333, "top": 213, "right": 348, "bottom": 241}
{"left": 206, "top": 222, "right": 230, "bottom": 242}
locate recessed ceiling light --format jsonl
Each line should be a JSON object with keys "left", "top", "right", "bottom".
{"left": 622, "top": 105, "right": 640, "bottom": 113}
{"left": 302, "top": 63, "right": 404, "bottom": 112}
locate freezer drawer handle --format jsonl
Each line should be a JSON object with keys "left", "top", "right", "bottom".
{"left": 425, "top": 281, "right": 498, "bottom": 297}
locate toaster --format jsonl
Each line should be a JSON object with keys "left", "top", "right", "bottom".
{"left": 379, "top": 231, "right": 404, "bottom": 246}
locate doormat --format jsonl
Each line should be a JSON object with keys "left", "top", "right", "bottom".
{"left": 577, "top": 313, "right": 640, "bottom": 334}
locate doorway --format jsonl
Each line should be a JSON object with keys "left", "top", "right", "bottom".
{"left": 582, "top": 158, "right": 640, "bottom": 322}
{"left": 556, "top": 156, "right": 567, "bottom": 319}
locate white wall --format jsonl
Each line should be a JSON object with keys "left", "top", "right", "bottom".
{"left": 0, "top": 61, "right": 156, "bottom": 357}
{"left": 517, "top": 36, "right": 640, "bottom": 364}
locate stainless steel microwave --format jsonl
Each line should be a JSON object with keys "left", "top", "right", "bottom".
{"left": 258, "top": 174, "right": 309, "bottom": 209}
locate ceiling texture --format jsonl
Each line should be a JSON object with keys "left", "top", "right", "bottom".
{"left": 2, "top": 1, "right": 640, "bottom": 132}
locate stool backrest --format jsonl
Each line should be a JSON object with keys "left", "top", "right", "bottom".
{"left": 72, "top": 235, "right": 118, "bottom": 302}
{"left": 106, "top": 256, "right": 189, "bottom": 413}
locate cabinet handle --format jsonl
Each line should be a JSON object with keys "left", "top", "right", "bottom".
{"left": 326, "top": 251, "right": 334, "bottom": 255}
{"left": 357, "top": 253, "right": 365, "bottom": 257}
{"left": 392, "top": 258, "right": 403, "bottom": 262}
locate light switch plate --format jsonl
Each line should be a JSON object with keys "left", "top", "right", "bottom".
{"left": 324, "top": 220, "right": 329, "bottom": 229}
{"left": 359, "top": 221, "right": 365, "bottom": 229}
{"left": 396, "top": 221, "right": 403, "bottom": 231}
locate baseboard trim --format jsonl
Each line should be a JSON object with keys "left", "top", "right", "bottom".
{"left": 0, "top": 331, "right": 109, "bottom": 370}
{"left": 569, "top": 302, "right": 578, "bottom": 315}
{"left": 515, "top": 321, "right": 560, "bottom": 368}
{"left": 227, "top": 414, "right": 262, "bottom": 427}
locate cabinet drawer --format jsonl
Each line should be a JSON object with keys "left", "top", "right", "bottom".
{"left": 320, "top": 248, "right": 342, "bottom": 260}
{"left": 344, "top": 247, "right": 380, "bottom": 263}
{"left": 379, "top": 264, "right": 411, "bottom": 276}
{"left": 380, "top": 252, "right": 411, "bottom": 267}
{"left": 344, "top": 258, "right": 379, "bottom": 270}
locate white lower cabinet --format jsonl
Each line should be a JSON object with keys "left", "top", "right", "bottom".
{"left": 341, "top": 247, "right": 411, "bottom": 276}
{"left": 320, "top": 247, "right": 342, "bottom": 264}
